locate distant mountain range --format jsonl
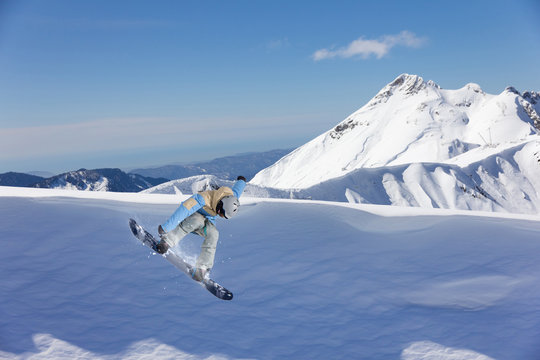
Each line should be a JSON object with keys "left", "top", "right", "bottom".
{"left": 0, "top": 172, "right": 45, "bottom": 187}
{"left": 129, "top": 149, "right": 293, "bottom": 180}
{"left": 0, "top": 149, "right": 292, "bottom": 192}
{"left": 0, "top": 169, "right": 168, "bottom": 192}
{"left": 32, "top": 168, "right": 168, "bottom": 192}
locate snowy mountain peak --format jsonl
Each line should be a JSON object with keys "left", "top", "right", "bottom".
{"left": 389, "top": 73, "right": 425, "bottom": 90}
{"left": 368, "top": 74, "right": 435, "bottom": 107}
{"left": 390, "top": 73, "right": 442, "bottom": 93}
{"left": 505, "top": 86, "right": 520, "bottom": 95}
{"left": 426, "top": 79, "right": 441, "bottom": 89}
{"left": 462, "top": 82, "right": 484, "bottom": 94}
{"left": 251, "top": 74, "right": 540, "bottom": 190}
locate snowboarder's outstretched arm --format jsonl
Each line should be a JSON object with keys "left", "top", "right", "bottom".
{"left": 232, "top": 176, "right": 246, "bottom": 198}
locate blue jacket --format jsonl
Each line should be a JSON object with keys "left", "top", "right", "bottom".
{"left": 161, "top": 179, "right": 246, "bottom": 232}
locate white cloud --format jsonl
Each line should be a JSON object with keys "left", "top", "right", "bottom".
{"left": 312, "top": 31, "right": 426, "bottom": 61}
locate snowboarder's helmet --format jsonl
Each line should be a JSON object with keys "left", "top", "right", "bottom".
{"left": 217, "top": 196, "right": 240, "bottom": 219}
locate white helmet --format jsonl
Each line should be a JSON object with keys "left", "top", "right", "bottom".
{"left": 218, "top": 196, "right": 240, "bottom": 219}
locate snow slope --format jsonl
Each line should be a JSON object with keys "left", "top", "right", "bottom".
{"left": 2, "top": 187, "right": 540, "bottom": 359}
{"left": 251, "top": 74, "right": 540, "bottom": 189}
{"left": 294, "top": 139, "right": 540, "bottom": 214}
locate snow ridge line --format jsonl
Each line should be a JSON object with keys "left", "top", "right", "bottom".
{"left": 2, "top": 185, "right": 540, "bottom": 222}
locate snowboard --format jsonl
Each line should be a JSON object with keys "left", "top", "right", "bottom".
{"left": 128, "top": 218, "right": 233, "bottom": 301}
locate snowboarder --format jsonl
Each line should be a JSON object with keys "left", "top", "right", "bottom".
{"left": 156, "top": 176, "right": 246, "bottom": 281}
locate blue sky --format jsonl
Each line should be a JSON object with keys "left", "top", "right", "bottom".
{"left": 1, "top": 0, "right": 539, "bottom": 174}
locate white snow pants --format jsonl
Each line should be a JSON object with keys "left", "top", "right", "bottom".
{"left": 163, "top": 212, "right": 219, "bottom": 270}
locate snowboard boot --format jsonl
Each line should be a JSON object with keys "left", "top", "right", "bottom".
{"left": 158, "top": 225, "right": 166, "bottom": 236}
{"left": 155, "top": 241, "right": 169, "bottom": 254}
{"left": 191, "top": 267, "right": 209, "bottom": 282}
{"left": 155, "top": 225, "right": 170, "bottom": 254}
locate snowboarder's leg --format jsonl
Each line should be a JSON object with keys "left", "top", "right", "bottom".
{"left": 179, "top": 212, "right": 206, "bottom": 234}
{"left": 194, "top": 220, "right": 219, "bottom": 275}
{"left": 157, "top": 213, "right": 206, "bottom": 253}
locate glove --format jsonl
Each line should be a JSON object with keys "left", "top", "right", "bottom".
{"left": 237, "top": 176, "right": 246, "bottom": 182}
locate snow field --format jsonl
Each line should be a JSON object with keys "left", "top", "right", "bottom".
{"left": 1, "top": 189, "right": 540, "bottom": 359}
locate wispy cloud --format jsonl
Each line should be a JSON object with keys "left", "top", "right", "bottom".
{"left": 312, "top": 31, "right": 426, "bottom": 61}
